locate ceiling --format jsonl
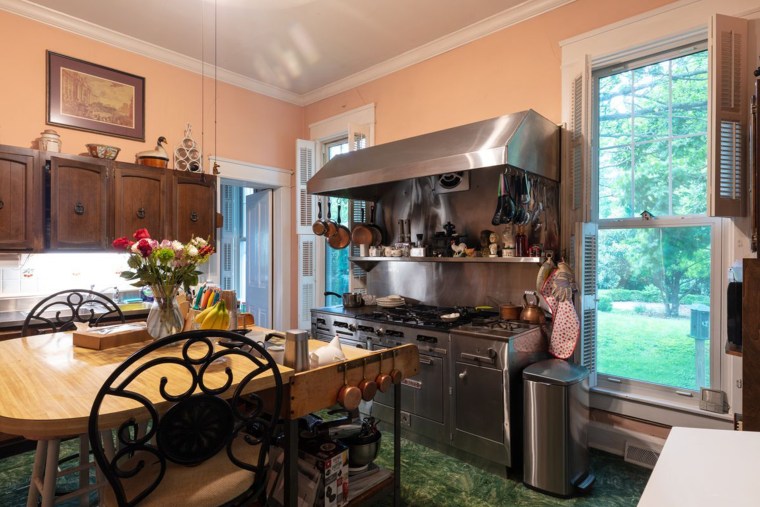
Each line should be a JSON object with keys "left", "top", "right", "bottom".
{"left": 4, "top": 0, "right": 572, "bottom": 105}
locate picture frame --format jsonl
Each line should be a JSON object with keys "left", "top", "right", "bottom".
{"left": 46, "top": 51, "right": 145, "bottom": 141}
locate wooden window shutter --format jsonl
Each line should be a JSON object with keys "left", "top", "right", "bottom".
{"left": 296, "top": 139, "right": 316, "bottom": 234}
{"left": 576, "top": 221, "right": 598, "bottom": 384}
{"left": 709, "top": 14, "right": 748, "bottom": 217}
{"left": 571, "top": 73, "right": 585, "bottom": 212}
{"left": 298, "top": 235, "right": 316, "bottom": 329}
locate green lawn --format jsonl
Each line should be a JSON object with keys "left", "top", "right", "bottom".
{"left": 597, "top": 310, "right": 708, "bottom": 390}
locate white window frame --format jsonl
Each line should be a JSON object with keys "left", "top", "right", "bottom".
{"left": 561, "top": 0, "right": 760, "bottom": 427}
{"left": 308, "top": 104, "right": 375, "bottom": 307}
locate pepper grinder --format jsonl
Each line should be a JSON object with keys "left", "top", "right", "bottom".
{"left": 284, "top": 329, "right": 310, "bottom": 372}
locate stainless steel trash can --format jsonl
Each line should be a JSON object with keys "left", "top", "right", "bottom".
{"left": 523, "top": 359, "right": 594, "bottom": 497}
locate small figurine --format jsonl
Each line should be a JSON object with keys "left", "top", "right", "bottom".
{"left": 450, "top": 239, "right": 467, "bottom": 257}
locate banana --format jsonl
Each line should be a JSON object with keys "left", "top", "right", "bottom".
{"left": 194, "top": 301, "right": 219, "bottom": 324}
{"left": 201, "top": 300, "right": 229, "bottom": 329}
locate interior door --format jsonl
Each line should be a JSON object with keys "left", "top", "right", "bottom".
{"left": 246, "top": 190, "right": 272, "bottom": 328}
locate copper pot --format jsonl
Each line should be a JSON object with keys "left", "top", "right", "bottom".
{"left": 499, "top": 303, "right": 521, "bottom": 320}
{"left": 375, "top": 371, "right": 392, "bottom": 393}
{"left": 358, "top": 359, "right": 378, "bottom": 401}
{"left": 338, "top": 383, "right": 362, "bottom": 411}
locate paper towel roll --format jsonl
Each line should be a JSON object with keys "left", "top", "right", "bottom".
{"left": 309, "top": 335, "right": 346, "bottom": 368}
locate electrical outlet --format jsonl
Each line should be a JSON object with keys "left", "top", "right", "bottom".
{"left": 400, "top": 411, "right": 411, "bottom": 427}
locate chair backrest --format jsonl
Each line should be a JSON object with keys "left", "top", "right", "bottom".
{"left": 21, "top": 289, "right": 125, "bottom": 336}
{"left": 88, "top": 329, "right": 284, "bottom": 507}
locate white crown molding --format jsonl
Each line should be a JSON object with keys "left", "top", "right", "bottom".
{"left": 1, "top": 0, "right": 574, "bottom": 107}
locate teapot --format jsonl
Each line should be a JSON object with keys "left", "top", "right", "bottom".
{"left": 520, "top": 291, "right": 546, "bottom": 324}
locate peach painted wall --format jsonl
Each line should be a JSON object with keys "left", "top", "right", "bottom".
{"left": 304, "top": 0, "right": 677, "bottom": 141}
{"left": 0, "top": 10, "right": 304, "bottom": 169}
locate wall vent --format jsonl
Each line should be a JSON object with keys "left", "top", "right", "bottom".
{"left": 434, "top": 171, "right": 470, "bottom": 193}
{"left": 624, "top": 441, "right": 660, "bottom": 469}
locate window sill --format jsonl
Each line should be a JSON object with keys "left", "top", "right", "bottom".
{"left": 590, "top": 386, "right": 734, "bottom": 429}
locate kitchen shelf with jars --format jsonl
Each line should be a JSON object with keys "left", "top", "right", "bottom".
{"left": 348, "top": 255, "right": 543, "bottom": 272}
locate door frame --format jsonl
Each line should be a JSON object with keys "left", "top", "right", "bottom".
{"left": 210, "top": 156, "right": 292, "bottom": 331}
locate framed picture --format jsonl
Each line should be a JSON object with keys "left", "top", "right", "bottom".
{"left": 46, "top": 51, "right": 145, "bottom": 141}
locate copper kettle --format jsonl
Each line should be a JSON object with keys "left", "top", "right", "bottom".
{"left": 520, "top": 292, "right": 545, "bottom": 324}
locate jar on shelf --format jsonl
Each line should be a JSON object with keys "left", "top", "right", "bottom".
{"left": 39, "top": 129, "right": 61, "bottom": 152}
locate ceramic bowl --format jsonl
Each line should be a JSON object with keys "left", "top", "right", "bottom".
{"left": 86, "top": 143, "right": 120, "bottom": 160}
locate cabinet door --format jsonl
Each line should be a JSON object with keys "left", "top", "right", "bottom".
{"left": 114, "top": 163, "right": 168, "bottom": 240}
{"left": 172, "top": 172, "right": 216, "bottom": 243}
{"left": 0, "top": 146, "right": 42, "bottom": 251}
{"left": 49, "top": 157, "right": 111, "bottom": 250}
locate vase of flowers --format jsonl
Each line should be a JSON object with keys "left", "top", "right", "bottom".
{"left": 113, "top": 228, "right": 214, "bottom": 340}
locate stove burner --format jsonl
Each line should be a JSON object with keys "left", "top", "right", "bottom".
{"left": 364, "top": 304, "right": 484, "bottom": 330}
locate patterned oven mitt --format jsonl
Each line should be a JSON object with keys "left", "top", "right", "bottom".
{"left": 541, "top": 261, "right": 580, "bottom": 359}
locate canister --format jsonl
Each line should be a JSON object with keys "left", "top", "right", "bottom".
{"left": 284, "top": 329, "right": 310, "bottom": 372}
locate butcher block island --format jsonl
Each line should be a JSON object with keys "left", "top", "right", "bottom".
{"left": 0, "top": 326, "right": 419, "bottom": 506}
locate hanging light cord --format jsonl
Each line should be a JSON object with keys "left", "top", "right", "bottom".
{"left": 213, "top": 0, "right": 219, "bottom": 175}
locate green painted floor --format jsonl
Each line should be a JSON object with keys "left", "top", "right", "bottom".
{"left": 0, "top": 435, "right": 651, "bottom": 506}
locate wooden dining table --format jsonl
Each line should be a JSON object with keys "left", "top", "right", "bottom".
{"left": 0, "top": 326, "right": 419, "bottom": 507}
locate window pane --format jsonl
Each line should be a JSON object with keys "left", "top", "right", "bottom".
{"left": 596, "top": 50, "right": 707, "bottom": 219}
{"left": 597, "top": 226, "right": 711, "bottom": 390}
{"left": 324, "top": 139, "right": 350, "bottom": 296}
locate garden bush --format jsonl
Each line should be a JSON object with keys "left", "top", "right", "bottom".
{"left": 634, "top": 304, "right": 647, "bottom": 314}
{"left": 598, "top": 297, "right": 613, "bottom": 312}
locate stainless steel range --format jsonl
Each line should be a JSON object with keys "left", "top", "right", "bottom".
{"left": 357, "top": 305, "right": 460, "bottom": 446}
{"left": 310, "top": 304, "right": 549, "bottom": 474}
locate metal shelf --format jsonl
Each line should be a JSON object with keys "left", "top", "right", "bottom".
{"left": 349, "top": 255, "right": 542, "bottom": 271}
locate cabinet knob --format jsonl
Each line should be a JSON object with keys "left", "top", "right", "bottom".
{"left": 136, "top": 207, "right": 146, "bottom": 219}
{"left": 74, "top": 202, "right": 85, "bottom": 215}
{"left": 458, "top": 370, "right": 467, "bottom": 380}
{"left": 0, "top": 199, "right": 4, "bottom": 210}
{"left": 190, "top": 211, "right": 199, "bottom": 222}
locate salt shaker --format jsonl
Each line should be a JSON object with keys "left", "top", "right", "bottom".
{"left": 284, "top": 329, "right": 310, "bottom": 372}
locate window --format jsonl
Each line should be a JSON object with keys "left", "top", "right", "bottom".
{"left": 593, "top": 44, "right": 720, "bottom": 397}
{"left": 323, "top": 138, "right": 350, "bottom": 296}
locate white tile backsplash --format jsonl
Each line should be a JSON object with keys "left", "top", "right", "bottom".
{"left": 1, "top": 253, "right": 133, "bottom": 297}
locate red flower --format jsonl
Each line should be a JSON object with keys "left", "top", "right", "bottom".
{"left": 112, "top": 237, "right": 133, "bottom": 250}
{"left": 133, "top": 228, "right": 151, "bottom": 240}
{"left": 198, "top": 245, "right": 215, "bottom": 256}
{"left": 135, "top": 238, "right": 153, "bottom": 257}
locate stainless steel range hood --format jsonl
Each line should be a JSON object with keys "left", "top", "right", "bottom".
{"left": 306, "top": 109, "right": 559, "bottom": 201}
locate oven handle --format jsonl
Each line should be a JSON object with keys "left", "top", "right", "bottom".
{"left": 336, "top": 329, "right": 355, "bottom": 337}
{"left": 418, "top": 356, "right": 433, "bottom": 366}
{"left": 460, "top": 352, "right": 496, "bottom": 365}
{"left": 316, "top": 325, "right": 331, "bottom": 332}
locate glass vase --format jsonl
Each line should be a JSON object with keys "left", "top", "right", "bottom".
{"left": 146, "top": 284, "right": 183, "bottom": 340}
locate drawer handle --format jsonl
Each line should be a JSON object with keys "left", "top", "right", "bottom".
{"left": 419, "top": 356, "right": 433, "bottom": 366}
{"left": 136, "top": 207, "right": 146, "bottom": 219}
{"left": 190, "top": 211, "right": 199, "bottom": 222}
{"left": 74, "top": 202, "right": 85, "bottom": 215}
{"left": 460, "top": 352, "right": 496, "bottom": 365}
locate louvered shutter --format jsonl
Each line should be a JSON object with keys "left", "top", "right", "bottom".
{"left": 296, "top": 139, "right": 317, "bottom": 233}
{"left": 576, "top": 222, "right": 598, "bottom": 384}
{"left": 220, "top": 185, "right": 237, "bottom": 291}
{"left": 298, "top": 235, "right": 316, "bottom": 329}
{"left": 296, "top": 140, "right": 317, "bottom": 328}
{"left": 571, "top": 74, "right": 585, "bottom": 213}
{"left": 347, "top": 124, "right": 371, "bottom": 291}
{"left": 709, "top": 14, "right": 748, "bottom": 217}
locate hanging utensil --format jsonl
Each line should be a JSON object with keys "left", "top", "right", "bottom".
{"left": 368, "top": 204, "right": 383, "bottom": 246}
{"left": 491, "top": 172, "right": 505, "bottom": 226}
{"left": 325, "top": 198, "right": 338, "bottom": 238}
{"left": 312, "top": 199, "right": 328, "bottom": 236}
{"left": 328, "top": 204, "right": 351, "bottom": 249}
{"left": 351, "top": 208, "right": 373, "bottom": 246}
{"left": 500, "top": 171, "right": 515, "bottom": 224}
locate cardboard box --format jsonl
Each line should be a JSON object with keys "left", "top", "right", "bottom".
{"left": 299, "top": 434, "right": 349, "bottom": 507}
{"left": 73, "top": 322, "right": 152, "bottom": 350}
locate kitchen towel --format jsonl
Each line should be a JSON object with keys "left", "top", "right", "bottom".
{"left": 309, "top": 335, "right": 346, "bottom": 368}
{"left": 540, "top": 262, "right": 581, "bottom": 359}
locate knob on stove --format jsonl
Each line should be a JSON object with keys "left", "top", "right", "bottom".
{"left": 376, "top": 327, "right": 384, "bottom": 337}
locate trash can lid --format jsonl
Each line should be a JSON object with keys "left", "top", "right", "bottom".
{"left": 523, "top": 358, "right": 589, "bottom": 385}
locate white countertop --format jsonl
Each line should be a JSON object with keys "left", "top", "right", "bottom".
{"left": 638, "top": 427, "right": 760, "bottom": 507}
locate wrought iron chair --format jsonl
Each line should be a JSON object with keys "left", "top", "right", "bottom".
{"left": 21, "top": 288, "right": 125, "bottom": 336}
{"left": 23, "top": 289, "right": 126, "bottom": 506}
{"left": 88, "top": 329, "right": 284, "bottom": 506}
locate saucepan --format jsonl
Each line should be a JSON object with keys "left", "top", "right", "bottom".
{"left": 499, "top": 303, "right": 521, "bottom": 320}
{"left": 325, "top": 291, "right": 364, "bottom": 308}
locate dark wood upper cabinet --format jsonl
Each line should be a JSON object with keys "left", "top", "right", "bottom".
{"left": 114, "top": 163, "right": 169, "bottom": 240}
{"left": 0, "top": 146, "right": 42, "bottom": 251}
{"left": 172, "top": 171, "right": 217, "bottom": 244}
{"left": 49, "top": 156, "right": 111, "bottom": 250}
